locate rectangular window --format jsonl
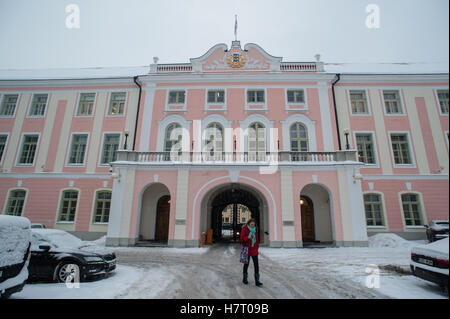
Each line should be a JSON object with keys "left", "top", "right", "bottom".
{"left": 93, "top": 191, "right": 111, "bottom": 223}
{"left": 437, "top": 90, "right": 449, "bottom": 114}
{"left": 4, "top": 190, "right": 26, "bottom": 216}
{"left": 364, "top": 194, "right": 384, "bottom": 226}
{"left": 247, "top": 90, "right": 265, "bottom": 103}
{"left": 68, "top": 134, "right": 88, "bottom": 165}
{"left": 58, "top": 190, "right": 78, "bottom": 222}
{"left": 29, "top": 94, "right": 48, "bottom": 117}
{"left": 18, "top": 134, "right": 39, "bottom": 165}
{"left": 108, "top": 92, "right": 126, "bottom": 115}
{"left": 349, "top": 90, "right": 368, "bottom": 114}
{"left": 391, "top": 133, "right": 412, "bottom": 165}
{"left": 401, "top": 194, "right": 422, "bottom": 226}
{"left": 0, "top": 94, "right": 19, "bottom": 116}
{"left": 101, "top": 134, "right": 120, "bottom": 165}
{"left": 168, "top": 91, "right": 185, "bottom": 104}
{"left": 383, "top": 90, "right": 403, "bottom": 114}
{"left": 77, "top": 93, "right": 96, "bottom": 116}
{"left": 0, "top": 134, "right": 7, "bottom": 162}
{"left": 207, "top": 90, "right": 225, "bottom": 103}
{"left": 287, "top": 90, "right": 305, "bottom": 103}
{"left": 356, "top": 133, "right": 375, "bottom": 164}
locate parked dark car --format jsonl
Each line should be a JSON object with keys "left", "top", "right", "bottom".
{"left": 411, "top": 237, "right": 449, "bottom": 295}
{"left": 29, "top": 229, "right": 116, "bottom": 283}
{"left": 425, "top": 220, "right": 449, "bottom": 242}
{"left": 0, "top": 215, "right": 31, "bottom": 299}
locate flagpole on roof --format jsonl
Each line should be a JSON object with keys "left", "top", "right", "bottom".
{"left": 234, "top": 14, "right": 238, "bottom": 41}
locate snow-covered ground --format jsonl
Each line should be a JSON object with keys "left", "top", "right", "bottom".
{"left": 12, "top": 234, "right": 448, "bottom": 299}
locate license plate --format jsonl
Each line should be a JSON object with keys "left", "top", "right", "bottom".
{"left": 418, "top": 257, "right": 433, "bottom": 266}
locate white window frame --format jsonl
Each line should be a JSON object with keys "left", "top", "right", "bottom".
{"left": 166, "top": 89, "right": 187, "bottom": 113}
{"left": 200, "top": 114, "right": 232, "bottom": 153}
{"left": 106, "top": 91, "right": 128, "bottom": 117}
{"left": 205, "top": 88, "right": 227, "bottom": 112}
{"left": 239, "top": 114, "right": 274, "bottom": 152}
{"left": 434, "top": 88, "right": 449, "bottom": 116}
{"left": 285, "top": 88, "right": 308, "bottom": 112}
{"left": 381, "top": 89, "right": 406, "bottom": 116}
{"left": 27, "top": 93, "right": 49, "bottom": 118}
{"left": 281, "top": 113, "right": 317, "bottom": 152}
{"left": 245, "top": 88, "right": 267, "bottom": 112}
{"left": 388, "top": 131, "right": 416, "bottom": 168}
{"left": 0, "top": 93, "right": 20, "bottom": 118}
{"left": 55, "top": 187, "right": 81, "bottom": 225}
{"left": 91, "top": 188, "right": 113, "bottom": 224}
{"left": 65, "top": 132, "right": 90, "bottom": 167}
{"left": 98, "top": 132, "right": 123, "bottom": 167}
{"left": 2, "top": 187, "right": 29, "bottom": 217}
{"left": 398, "top": 191, "right": 427, "bottom": 230}
{"left": 353, "top": 131, "right": 379, "bottom": 168}
{"left": 347, "top": 88, "right": 371, "bottom": 116}
{"left": 75, "top": 92, "right": 97, "bottom": 117}
{"left": 15, "top": 132, "right": 41, "bottom": 167}
{"left": 0, "top": 132, "right": 10, "bottom": 166}
{"left": 363, "top": 191, "right": 388, "bottom": 230}
{"left": 156, "top": 115, "right": 191, "bottom": 152}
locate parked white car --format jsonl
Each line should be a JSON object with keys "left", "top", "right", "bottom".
{"left": 0, "top": 215, "right": 32, "bottom": 298}
{"left": 410, "top": 237, "right": 449, "bottom": 294}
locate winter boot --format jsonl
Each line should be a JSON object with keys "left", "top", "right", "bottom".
{"left": 255, "top": 274, "right": 263, "bottom": 287}
{"left": 243, "top": 273, "right": 248, "bottom": 285}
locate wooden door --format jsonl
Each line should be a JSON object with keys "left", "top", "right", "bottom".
{"left": 155, "top": 195, "right": 170, "bottom": 241}
{"left": 301, "top": 196, "right": 315, "bottom": 241}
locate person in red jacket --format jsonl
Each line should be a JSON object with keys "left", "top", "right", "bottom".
{"left": 240, "top": 218, "right": 263, "bottom": 286}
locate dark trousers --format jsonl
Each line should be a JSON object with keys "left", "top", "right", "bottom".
{"left": 243, "top": 255, "right": 259, "bottom": 275}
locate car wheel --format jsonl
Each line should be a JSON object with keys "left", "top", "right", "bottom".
{"left": 55, "top": 261, "right": 81, "bottom": 283}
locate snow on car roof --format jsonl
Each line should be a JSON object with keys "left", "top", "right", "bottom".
{"left": 411, "top": 238, "right": 449, "bottom": 261}
{"left": 0, "top": 215, "right": 31, "bottom": 229}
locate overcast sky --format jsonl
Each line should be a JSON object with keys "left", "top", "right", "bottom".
{"left": 0, "top": 0, "right": 448, "bottom": 70}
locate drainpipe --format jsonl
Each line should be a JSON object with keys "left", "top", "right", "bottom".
{"left": 132, "top": 76, "right": 142, "bottom": 151}
{"left": 331, "top": 73, "right": 342, "bottom": 150}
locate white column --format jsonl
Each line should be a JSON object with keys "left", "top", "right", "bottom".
{"left": 138, "top": 83, "right": 156, "bottom": 151}
{"left": 318, "top": 81, "right": 335, "bottom": 151}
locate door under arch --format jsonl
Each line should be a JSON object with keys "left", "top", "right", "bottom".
{"left": 210, "top": 187, "right": 260, "bottom": 243}
{"left": 301, "top": 195, "right": 315, "bottom": 242}
{"left": 155, "top": 195, "right": 170, "bottom": 241}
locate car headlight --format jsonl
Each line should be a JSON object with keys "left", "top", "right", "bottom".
{"left": 84, "top": 256, "right": 104, "bottom": 262}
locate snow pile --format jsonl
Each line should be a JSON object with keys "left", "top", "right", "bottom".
{"left": 0, "top": 215, "right": 31, "bottom": 268}
{"left": 368, "top": 233, "right": 419, "bottom": 249}
{"left": 412, "top": 238, "right": 449, "bottom": 261}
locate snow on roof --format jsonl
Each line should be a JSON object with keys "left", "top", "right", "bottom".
{"left": 324, "top": 62, "right": 449, "bottom": 74}
{"left": 0, "top": 61, "right": 447, "bottom": 81}
{"left": 0, "top": 66, "right": 150, "bottom": 80}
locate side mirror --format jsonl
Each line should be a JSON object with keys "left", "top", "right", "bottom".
{"left": 39, "top": 245, "right": 51, "bottom": 252}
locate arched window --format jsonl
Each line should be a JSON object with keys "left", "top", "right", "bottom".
{"left": 290, "top": 122, "right": 308, "bottom": 152}
{"left": 205, "top": 122, "right": 224, "bottom": 157}
{"left": 93, "top": 190, "right": 112, "bottom": 223}
{"left": 57, "top": 190, "right": 79, "bottom": 222}
{"left": 164, "top": 123, "right": 182, "bottom": 152}
{"left": 363, "top": 193, "right": 384, "bottom": 226}
{"left": 5, "top": 189, "right": 26, "bottom": 216}
{"left": 248, "top": 122, "right": 266, "bottom": 158}
{"left": 401, "top": 193, "right": 423, "bottom": 226}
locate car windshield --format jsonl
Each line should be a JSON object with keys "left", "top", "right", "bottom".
{"left": 43, "top": 232, "right": 83, "bottom": 248}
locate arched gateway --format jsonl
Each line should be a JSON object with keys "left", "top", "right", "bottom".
{"left": 199, "top": 183, "right": 270, "bottom": 245}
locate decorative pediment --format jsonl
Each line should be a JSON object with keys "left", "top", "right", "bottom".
{"left": 190, "top": 41, "right": 282, "bottom": 73}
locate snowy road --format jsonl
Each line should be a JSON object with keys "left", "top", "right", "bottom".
{"left": 13, "top": 239, "right": 447, "bottom": 299}
{"left": 114, "top": 244, "right": 388, "bottom": 299}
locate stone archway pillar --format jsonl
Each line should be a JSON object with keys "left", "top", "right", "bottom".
{"left": 280, "top": 170, "right": 302, "bottom": 247}
{"left": 106, "top": 166, "right": 136, "bottom": 247}
{"left": 168, "top": 169, "right": 190, "bottom": 248}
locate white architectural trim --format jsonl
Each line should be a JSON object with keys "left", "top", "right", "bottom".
{"left": 362, "top": 190, "right": 389, "bottom": 230}
{"left": 388, "top": 130, "right": 417, "bottom": 169}
{"left": 2, "top": 187, "right": 29, "bottom": 217}
{"left": 352, "top": 130, "right": 379, "bottom": 168}
{"left": 0, "top": 132, "right": 10, "bottom": 166}
{"left": 281, "top": 113, "right": 317, "bottom": 152}
{"left": 398, "top": 190, "right": 428, "bottom": 231}
{"left": 239, "top": 113, "right": 274, "bottom": 152}
{"left": 317, "top": 81, "right": 334, "bottom": 151}
{"left": 156, "top": 114, "right": 191, "bottom": 152}
{"left": 200, "top": 114, "right": 232, "bottom": 153}
{"left": 285, "top": 87, "right": 308, "bottom": 112}
{"left": 15, "top": 132, "right": 42, "bottom": 167}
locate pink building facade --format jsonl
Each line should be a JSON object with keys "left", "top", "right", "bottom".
{"left": 0, "top": 41, "right": 448, "bottom": 247}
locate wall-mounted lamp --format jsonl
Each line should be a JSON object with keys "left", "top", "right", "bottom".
{"left": 343, "top": 128, "right": 350, "bottom": 150}
{"left": 124, "top": 131, "right": 129, "bottom": 150}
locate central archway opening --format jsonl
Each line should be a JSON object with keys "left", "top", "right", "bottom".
{"left": 211, "top": 187, "right": 260, "bottom": 243}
